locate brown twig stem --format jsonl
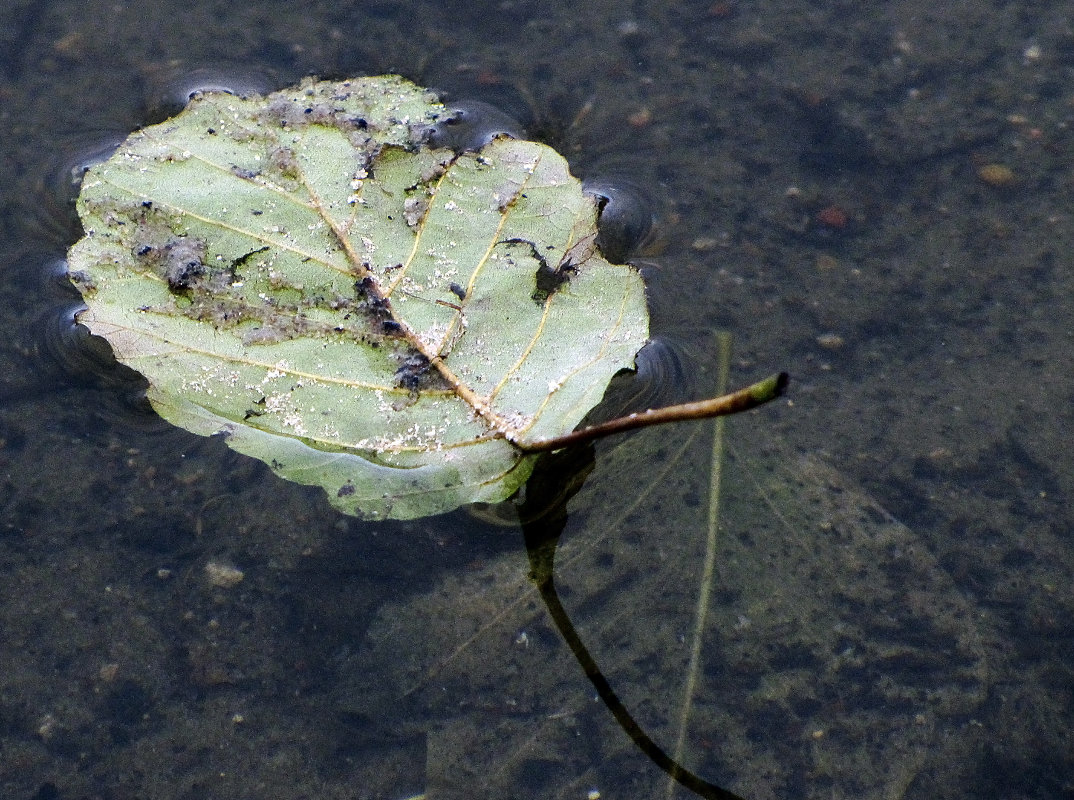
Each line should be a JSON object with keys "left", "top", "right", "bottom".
{"left": 515, "top": 371, "right": 789, "bottom": 453}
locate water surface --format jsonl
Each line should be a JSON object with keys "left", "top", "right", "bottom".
{"left": 1, "top": 1, "right": 1071, "bottom": 798}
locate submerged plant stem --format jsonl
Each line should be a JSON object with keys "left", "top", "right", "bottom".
{"left": 517, "top": 371, "right": 789, "bottom": 453}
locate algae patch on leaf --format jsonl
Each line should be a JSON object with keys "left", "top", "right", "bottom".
{"left": 67, "top": 75, "right": 649, "bottom": 520}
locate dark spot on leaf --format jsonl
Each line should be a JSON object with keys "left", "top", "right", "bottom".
{"left": 533, "top": 262, "right": 571, "bottom": 303}
{"left": 366, "top": 296, "right": 390, "bottom": 316}
{"left": 269, "top": 146, "right": 299, "bottom": 178}
{"left": 137, "top": 236, "right": 209, "bottom": 292}
{"left": 230, "top": 245, "right": 269, "bottom": 272}
{"left": 395, "top": 352, "right": 430, "bottom": 390}
{"left": 500, "top": 238, "right": 569, "bottom": 303}
{"left": 397, "top": 372, "right": 422, "bottom": 391}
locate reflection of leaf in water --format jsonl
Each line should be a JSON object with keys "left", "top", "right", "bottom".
{"left": 335, "top": 338, "right": 989, "bottom": 799}
{"left": 684, "top": 435, "right": 989, "bottom": 800}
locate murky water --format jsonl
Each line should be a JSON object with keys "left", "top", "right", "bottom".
{"left": 1, "top": 1, "right": 1072, "bottom": 798}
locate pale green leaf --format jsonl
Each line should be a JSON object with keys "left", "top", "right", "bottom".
{"left": 67, "top": 76, "right": 648, "bottom": 520}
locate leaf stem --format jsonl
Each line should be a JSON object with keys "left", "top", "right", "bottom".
{"left": 515, "top": 371, "right": 788, "bottom": 453}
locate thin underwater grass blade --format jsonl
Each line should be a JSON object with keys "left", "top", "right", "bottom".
{"left": 667, "top": 331, "right": 732, "bottom": 799}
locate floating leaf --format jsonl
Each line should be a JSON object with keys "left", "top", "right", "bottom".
{"left": 67, "top": 76, "right": 649, "bottom": 520}
{"left": 67, "top": 75, "right": 785, "bottom": 520}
